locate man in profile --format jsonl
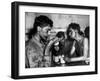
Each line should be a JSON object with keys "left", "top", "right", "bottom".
{"left": 25, "top": 15, "right": 53, "bottom": 68}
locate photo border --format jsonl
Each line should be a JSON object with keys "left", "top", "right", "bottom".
{"left": 11, "top": 1, "right": 98, "bottom": 79}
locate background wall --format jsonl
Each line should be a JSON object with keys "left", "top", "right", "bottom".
{"left": 0, "top": 0, "right": 99, "bottom": 81}
{"left": 25, "top": 12, "right": 89, "bottom": 41}
{"left": 25, "top": 12, "right": 89, "bottom": 31}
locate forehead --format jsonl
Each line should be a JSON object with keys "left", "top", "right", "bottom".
{"left": 42, "top": 25, "right": 51, "bottom": 30}
{"left": 69, "top": 28, "right": 74, "bottom": 31}
{"left": 70, "top": 28, "right": 77, "bottom": 31}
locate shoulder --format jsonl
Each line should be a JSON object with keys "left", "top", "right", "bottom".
{"left": 25, "top": 40, "right": 37, "bottom": 52}
{"left": 26, "top": 40, "right": 33, "bottom": 48}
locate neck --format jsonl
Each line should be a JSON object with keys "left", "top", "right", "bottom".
{"left": 32, "top": 33, "right": 40, "bottom": 42}
{"left": 32, "top": 33, "right": 47, "bottom": 45}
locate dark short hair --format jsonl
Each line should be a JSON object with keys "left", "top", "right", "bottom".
{"left": 56, "top": 31, "right": 65, "bottom": 38}
{"left": 27, "top": 15, "right": 53, "bottom": 39}
{"left": 66, "top": 23, "right": 81, "bottom": 39}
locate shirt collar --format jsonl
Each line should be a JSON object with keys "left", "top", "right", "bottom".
{"left": 31, "top": 35, "right": 46, "bottom": 49}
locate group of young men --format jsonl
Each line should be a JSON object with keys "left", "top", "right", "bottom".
{"left": 25, "top": 15, "right": 89, "bottom": 68}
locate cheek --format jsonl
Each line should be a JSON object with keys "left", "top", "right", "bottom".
{"left": 40, "top": 31, "right": 43, "bottom": 35}
{"left": 40, "top": 30, "right": 47, "bottom": 35}
{"left": 44, "top": 30, "right": 49, "bottom": 36}
{"left": 43, "top": 32, "right": 48, "bottom": 36}
{"left": 42, "top": 28, "right": 51, "bottom": 36}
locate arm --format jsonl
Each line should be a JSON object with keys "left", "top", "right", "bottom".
{"left": 70, "top": 40, "right": 76, "bottom": 55}
{"left": 26, "top": 47, "right": 41, "bottom": 68}
{"left": 83, "top": 38, "right": 89, "bottom": 58}
{"left": 43, "top": 37, "right": 59, "bottom": 67}
{"left": 45, "top": 37, "right": 59, "bottom": 55}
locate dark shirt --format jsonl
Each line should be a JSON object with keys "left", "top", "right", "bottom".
{"left": 51, "top": 42, "right": 64, "bottom": 56}
{"left": 63, "top": 39, "right": 77, "bottom": 58}
{"left": 63, "top": 38, "right": 87, "bottom": 66}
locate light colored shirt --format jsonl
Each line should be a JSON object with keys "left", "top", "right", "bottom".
{"left": 25, "top": 36, "right": 45, "bottom": 68}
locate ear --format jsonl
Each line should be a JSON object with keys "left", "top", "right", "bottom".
{"left": 37, "top": 26, "right": 41, "bottom": 32}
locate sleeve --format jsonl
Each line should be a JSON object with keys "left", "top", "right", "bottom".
{"left": 26, "top": 46, "right": 40, "bottom": 68}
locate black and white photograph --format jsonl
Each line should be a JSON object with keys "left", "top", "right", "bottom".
{"left": 25, "top": 13, "right": 90, "bottom": 68}
{"left": 11, "top": 1, "right": 97, "bottom": 79}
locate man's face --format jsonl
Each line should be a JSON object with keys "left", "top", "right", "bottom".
{"left": 39, "top": 25, "right": 52, "bottom": 40}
